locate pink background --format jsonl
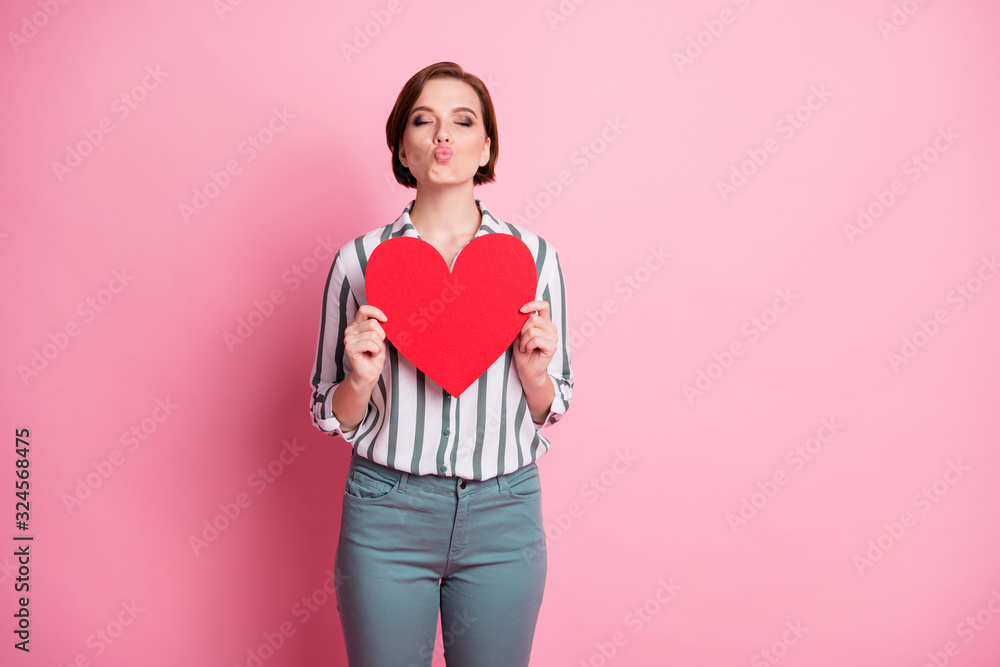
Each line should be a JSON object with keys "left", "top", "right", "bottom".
{"left": 3, "top": 0, "right": 999, "bottom": 665}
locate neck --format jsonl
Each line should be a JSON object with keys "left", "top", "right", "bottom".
{"left": 408, "top": 185, "right": 483, "bottom": 243}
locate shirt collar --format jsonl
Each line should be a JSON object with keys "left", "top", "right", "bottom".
{"left": 391, "top": 199, "right": 501, "bottom": 239}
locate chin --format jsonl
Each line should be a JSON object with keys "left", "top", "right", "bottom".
{"left": 421, "top": 171, "right": 475, "bottom": 185}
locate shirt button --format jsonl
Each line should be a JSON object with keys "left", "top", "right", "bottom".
{"left": 439, "top": 465, "right": 447, "bottom": 472}
{"left": 443, "top": 428, "right": 451, "bottom": 435}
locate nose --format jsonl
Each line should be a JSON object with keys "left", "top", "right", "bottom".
{"left": 435, "top": 128, "right": 451, "bottom": 144}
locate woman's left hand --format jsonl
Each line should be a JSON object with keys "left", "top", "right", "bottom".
{"left": 513, "top": 300, "right": 557, "bottom": 384}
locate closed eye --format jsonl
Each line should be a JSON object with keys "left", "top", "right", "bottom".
{"left": 413, "top": 119, "right": 474, "bottom": 127}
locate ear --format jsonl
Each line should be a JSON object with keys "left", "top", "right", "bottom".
{"left": 479, "top": 137, "right": 491, "bottom": 167}
{"left": 398, "top": 143, "right": 408, "bottom": 169}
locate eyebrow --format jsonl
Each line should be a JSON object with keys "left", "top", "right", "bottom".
{"left": 410, "top": 105, "right": 478, "bottom": 118}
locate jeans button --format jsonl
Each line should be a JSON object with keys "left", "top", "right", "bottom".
{"left": 459, "top": 479, "right": 467, "bottom": 489}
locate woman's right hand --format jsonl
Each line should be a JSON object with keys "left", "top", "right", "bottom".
{"left": 344, "top": 305, "right": 389, "bottom": 386}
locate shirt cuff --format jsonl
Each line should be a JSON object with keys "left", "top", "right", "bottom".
{"left": 311, "top": 387, "right": 368, "bottom": 444}
{"left": 532, "top": 373, "right": 571, "bottom": 431}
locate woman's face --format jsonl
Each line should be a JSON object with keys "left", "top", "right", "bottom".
{"left": 398, "top": 77, "right": 491, "bottom": 189}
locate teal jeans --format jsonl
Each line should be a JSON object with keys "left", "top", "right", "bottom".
{"left": 334, "top": 449, "right": 548, "bottom": 666}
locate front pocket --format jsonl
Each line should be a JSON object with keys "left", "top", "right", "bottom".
{"left": 506, "top": 465, "right": 542, "bottom": 499}
{"left": 345, "top": 466, "right": 397, "bottom": 500}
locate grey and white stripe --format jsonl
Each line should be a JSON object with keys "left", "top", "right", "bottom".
{"left": 309, "top": 199, "right": 574, "bottom": 480}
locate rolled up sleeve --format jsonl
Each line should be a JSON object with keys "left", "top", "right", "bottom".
{"left": 309, "top": 250, "right": 366, "bottom": 444}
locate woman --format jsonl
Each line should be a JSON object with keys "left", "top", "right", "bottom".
{"left": 309, "top": 61, "right": 574, "bottom": 666}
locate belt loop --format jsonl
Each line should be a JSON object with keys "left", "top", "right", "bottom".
{"left": 496, "top": 472, "right": 508, "bottom": 495}
{"left": 397, "top": 471, "right": 409, "bottom": 493}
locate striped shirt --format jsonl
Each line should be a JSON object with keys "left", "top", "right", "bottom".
{"left": 309, "top": 198, "right": 574, "bottom": 481}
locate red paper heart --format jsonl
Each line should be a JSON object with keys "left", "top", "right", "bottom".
{"left": 365, "top": 234, "right": 537, "bottom": 396}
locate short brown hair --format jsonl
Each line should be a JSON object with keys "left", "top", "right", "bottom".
{"left": 385, "top": 61, "right": 499, "bottom": 189}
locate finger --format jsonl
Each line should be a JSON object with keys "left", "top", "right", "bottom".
{"left": 521, "top": 334, "right": 545, "bottom": 355}
{"left": 362, "top": 319, "right": 387, "bottom": 339}
{"left": 519, "top": 317, "right": 538, "bottom": 342}
{"left": 355, "top": 304, "right": 388, "bottom": 323}
{"left": 363, "top": 329, "right": 386, "bottom": 345}
{"left": 527, "top": 334, "right": 556, "bottom": 357}
{"left": 370, "top": 334, "right": 386, "bottom": 355}
{"left": 348, "top": 337, "right": 378, "bottom": 358}
{"left": 520, "top": 314, "right": 554, "bottom": 340}
{"left": 519, "top": 300, "right": 550, "bottom": 318}
{"left": 352, "top": 315, "right": 386, "bottom": 338}
{"left": 349, "top": 331, "right": 384, "bottom": 353}
{"left": 520, "top": 326, "right": 555, "bottom": 352}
